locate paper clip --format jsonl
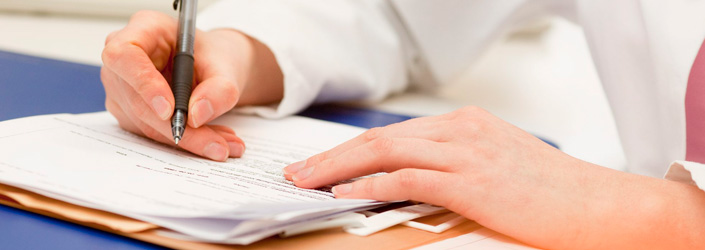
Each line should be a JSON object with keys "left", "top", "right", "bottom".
{"left": 345, "top": 204, "right": 447, "bottom": 236}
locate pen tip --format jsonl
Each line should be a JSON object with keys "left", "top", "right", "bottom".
{"left": 171, "top": 111, "right": 186, "bottom": 145}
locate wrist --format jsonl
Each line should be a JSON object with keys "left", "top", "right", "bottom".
{"left": 563, "top": 168, "right": 705, "bottom": 250}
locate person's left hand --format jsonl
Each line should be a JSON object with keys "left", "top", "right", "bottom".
{"left": 282, "top": 106, "right": 608, "bottom": 248}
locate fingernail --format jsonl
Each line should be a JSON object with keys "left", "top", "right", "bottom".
{"left": 204, "top": 142, "right": 228, "bottom": 161}
{"left": 191, "top": 99, "right": 214, "bottom": 128}
{"left": 292, "top": 167, "right": 313, "bottom": 182}
{"left": 228, "top": 142, "right": 245, "bottom": 157}
{"left": 151, "top": 96, "right": 171, "bottom": 120}
{"left": 332, "top": 184, "right": 352, "bottom": 195}
{"left": 284, "top": 160, "right": 307, "bottom": 175}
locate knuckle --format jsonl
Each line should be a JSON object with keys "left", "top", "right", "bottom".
{"left": 448, "top": 107, "right": 490, "bottom": 134}
{"left": 395, "top": 170, "right": 418, "bottom": 190}
{"left": 118, "top": 121, "right": 138, "bottom": 135}
{"left": 369, "top": 137, "right": 394, "bottom": 158}
{"left": 130, "top": 10, "right": 160, "bottom": 21}
{"left": 133, "top": 77, "right": 152, "bottom": 96}
{"left": 140, "top": 126, "right": 162, "bottom": 140}
{"left": 129, "top": 10, "right": 173, "bottom": 31}
{"left": 450, "top": 106, "right": 484, "bottom": 120}
{"left": 100, "top": 67, "right": 111, "bottom": 87}
{"left": 460, "top": 105, "right": 486, "bottom": 115}
{"left": 318, "top": 157, "right": 338, "bottom": 171}
{"left": 220, "top": 79, "right": 240, "bottom": 109}
{"left": 100, "top": 67, "right": 120, "bottom": 92}
{"left": 396, "top": 170, "right": 443, "bottom": 201}
{"left": 361, "top": 179, "right": 377, "bottom": 196}
{"left": 105, "top": 98, "right": 119, "bottom": 111}
{"left": 105, "top": 99, "right": 116, "bottom": 115}
{"left": 220, "top": 79, "right": 239, "bottom": 95}
{"left": 104, "top": 30, "right": 119, "bottom": 46}
{"left": 133, "top": 72, "right": 162, "bottom": 96}
{"left": 463, "top": 119, "right": 485, "bottom": 133}
{"left": 212, "top": 125, "right": 235, "bottom": 135}
{"left": 118, "top": 121, "right": 134, "bottom": 133}
{"left": 152, "top": 56, "right": 168, "bottom": 71}
{"left": 101, "top": 44, "right": 122, "bottom": 66}
{"left": 363, "top": 127, "right": 385, "bottom": 142}
{"left": 128, "top": 95, "right": 151, "bottom": 118}
{"left": 307, "top": 152, "right": 328, "bottom": 166}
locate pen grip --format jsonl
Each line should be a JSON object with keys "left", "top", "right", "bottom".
{"left": 172, "top": 53, "right": 194, "bottom": 112}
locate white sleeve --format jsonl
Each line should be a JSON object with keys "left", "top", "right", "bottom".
{"left": 665, "top": 161, "right": 705, "bottom": 191}
{"left": 197, "top": 0, "right": 408, "bottom": 118}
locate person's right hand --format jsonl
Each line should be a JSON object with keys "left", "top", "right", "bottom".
{"left": 101, "top": 11, "right": 283, "bottom": 161}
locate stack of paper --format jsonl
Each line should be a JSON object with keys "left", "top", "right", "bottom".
{"left": 0, "top": 112, "right": 385, "bottom": 244}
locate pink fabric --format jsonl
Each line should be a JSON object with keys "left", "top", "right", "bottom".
{"left": 686, "top": 40, "right": 705, "bottom": 163}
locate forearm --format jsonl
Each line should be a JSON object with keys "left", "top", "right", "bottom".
{"left": 501, "top": 162, "right": 705, "bottom": 250}
{"left": 581, "top": 169, "right": 705, "bottom": 249}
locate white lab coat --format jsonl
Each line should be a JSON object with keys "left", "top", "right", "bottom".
{"left": 198, "top": 0, "right": 705, "bottom": 189}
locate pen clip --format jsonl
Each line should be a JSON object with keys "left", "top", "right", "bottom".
{"left": 172, "top": 0, "right": 180, "bottom": 11}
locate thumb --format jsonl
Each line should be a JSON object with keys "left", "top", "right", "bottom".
{"left": 188, "top": 76, "right": 240, "bottom": 128}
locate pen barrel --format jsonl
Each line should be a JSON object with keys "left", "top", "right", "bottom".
{"left": 176, "top": 0, "right": 197, "bottom": 55}
{"left": 171, "top": 53, "right": 194, "bottom": 112}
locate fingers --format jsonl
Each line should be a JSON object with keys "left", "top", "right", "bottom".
{"left": 332, "top": 169, "right": 457, "bottom": 207}
{"left": 283, "top": 116, "right": 448, "bottom": 179}
{"left": 105, "top": 98, "right": 142, "bottom": 136}
{"left": 104, "top": 66, "right": 244, "bottom": 161}
{"left": 106, "top": 97, "right": 174, "bottom": 146}
{"left": 188, "top": 76, "right": 240, "bottom": 128}
{"left": 102, "top": 45, "right": 174, "bottom": 120}
{"left": 122, "top": 10, "right": 179, "bottom": 68}
{"left": 177, "top": 126, "right": 234, "bottom": 161}
{"left": 187, "top": 30, "right": 245, "bottom": 128}
{"left": 288, "top": 138, "right": 454, "bottom": 189}
{"left": 300, "top": 115, "right": 446, "bottom": 164}
{"left": 101, "top": 11, "right": 252, "bottom": 162}
{"left": 105, "top": 30, "right": 119, "bottom": 46}
{"left": 114, "top": 95, "right": 244, "bottom": 160}
{"left": 101, "top": 66, "right": 170, "bottom": 128}
{"left": 211, "top": 125, "right": 246, "bottom": 157}
{"left": 101, "top": 11, "right": 177, "bottom": 121}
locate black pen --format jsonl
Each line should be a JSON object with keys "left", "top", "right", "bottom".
{"left": 171, "top": 0, "right": 198, "bottom": 144}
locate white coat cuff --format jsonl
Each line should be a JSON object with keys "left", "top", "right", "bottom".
{"left": 664, "top": 161, "right": 705, "bottom": 191}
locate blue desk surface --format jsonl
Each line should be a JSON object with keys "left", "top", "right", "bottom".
{"left": 0, "top": 50, "right": 415, "bottom": 250}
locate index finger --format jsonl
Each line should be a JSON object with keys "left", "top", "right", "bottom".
{"left": 283, "top": 115, "right": 445, "bottom": 174}
{"left": 101, "top": 11, "right": 178, "bottom": 120}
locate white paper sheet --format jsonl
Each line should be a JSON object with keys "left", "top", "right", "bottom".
{"left": 0, "top": 112, "right": 384, "bottom": 243}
